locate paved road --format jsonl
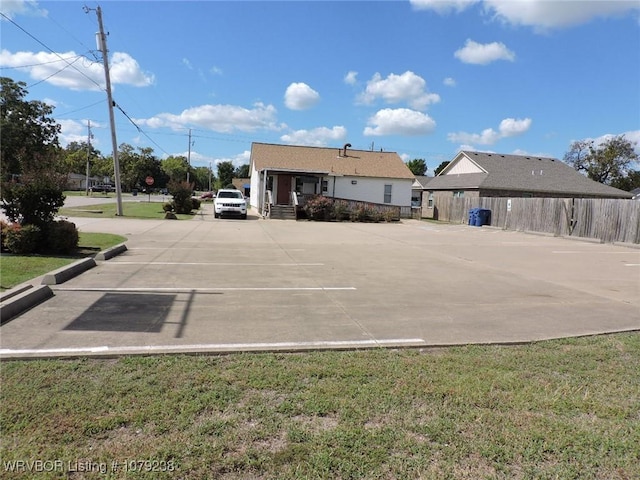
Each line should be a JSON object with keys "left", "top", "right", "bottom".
{"left": 1, "top": 203, "right": 639, "bottom": 358}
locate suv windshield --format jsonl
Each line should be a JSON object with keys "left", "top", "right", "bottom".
{"left": 218, "top": 191, "right": 243, "bottom": 199}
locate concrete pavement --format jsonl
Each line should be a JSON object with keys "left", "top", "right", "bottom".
{"left": 1, "top": 202, "right": 639, "bottom": 358}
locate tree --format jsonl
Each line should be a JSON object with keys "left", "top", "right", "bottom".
{"left": 563, "top": 135, "right": 638, "bottom": 185}
{"left": 117, "top": 144, "right": 165, "bottom": 191}
{"left": 405, "top": 158, "right": 427, "bottom": 176}
{"left": 0, "top": 77, "right": 61, "bottom": 178}
{"left": 434, "top": 161, "right": 450, "bottom": 176}
{"left": 215, "top": 161, "right": 235, "bottom": 189}
{"left": 161, "top": 155, "right": 189, "bottom": 182}
{"left": 234, "top": 164, "right": 250, "bottom": 178}
{"left": 59, "top": 141, "right": 103, "bottom": 175}
{"left": 610, "top": 169, "right": 640, "bottom": 192}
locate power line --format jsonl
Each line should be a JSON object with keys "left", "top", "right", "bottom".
{"left": 0, "top": 12, "right": 104, "bottom": 92}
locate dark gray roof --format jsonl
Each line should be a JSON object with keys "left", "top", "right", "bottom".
{"left": 413, "top": 176, "right": 433, "bottom": 188}
{"left": 426, "top": 151, "right": 632, "bottom": 198}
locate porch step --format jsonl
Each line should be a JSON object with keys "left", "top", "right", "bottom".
{"left": 270, "top": 205, "right": 297, "bottom": 220}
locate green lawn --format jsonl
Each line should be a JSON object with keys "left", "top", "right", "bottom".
{"left": 0, "top": 232, "right": 126, "bottom": 290}
{"left": 1, "top": 333, "right": 638, "bottom": 479}
{"left": 59, "top": 201, "right": 198, "bottom": 220}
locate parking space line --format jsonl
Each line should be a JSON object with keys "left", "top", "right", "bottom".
{"left": 52, "top": 287, "right": 357, "bottom": 292}
{"left": 104, "top": 262, "right": 324, "bottom": 266}
{"left": 0, "top": 338, "right": 426, "bottom": 356}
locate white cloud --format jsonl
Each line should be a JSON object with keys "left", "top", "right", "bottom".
{"left": 0, "top": 49, "right": 154, "bottom": 91}
{"left": 137, "top": 102, "right": 284, "bottom": 134}
{"left": 411, "top": 0, "right": 640, "bottom": 31}
{"left": 363, "top": 108, "right": 436, "bottom": 136}
{"left": 0, "top": 0, "right": 47, "bottom": 19}
{"left": 448, "top": 117, "right": 532, "bottom": 145}
{"left": 443, "top": 77, "right": 456, "bottom": 87}
{"left": 281, "top": 126, "right": 347, "bottom": 146}
{"left": 410, "top": 0, "right": 479, "bottom": 13}
{"left": 284, "top": 82, "right": 320, "bottom": 110}
{"left": 344, "top": 71, "right": 358, "bottom": 85}
{"left": 484, "top": 0, "right": 640, "bottom": 31}
{"left": 359, "top": 71, "right": 440, "bottom": 110}
{"left": 454, "top": 39, "right": 515, "bottom": 65}
{"left": 109, "top": 52, "right": 155, "bottom": 87}
{"left": 182, "top": 58, "right": 193, "bottom": 69}
{"left": 57, "top": 119, "right": 88, "bottom": 146}
{"left": 579, "top": 130, "right": 640, "bottom": 155}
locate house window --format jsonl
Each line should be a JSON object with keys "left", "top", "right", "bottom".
{"left": 453, "top": 190, "right": 465, "bottom": 198}
{"left": 428, "top": 191, "right": 434, "bottom": 207}
{"left": 322, "top": 180, "right": 328, "bottom": 193}
{"left": 384, "top": 184, "right": 392, "bottom": 204}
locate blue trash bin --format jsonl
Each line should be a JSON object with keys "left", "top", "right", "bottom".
{"left": 468, "top": 208, "right": 480, "bottom": 226}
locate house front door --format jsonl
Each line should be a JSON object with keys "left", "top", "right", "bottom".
{"left": 277, "top": 175, "right": 292, "bottom": 205}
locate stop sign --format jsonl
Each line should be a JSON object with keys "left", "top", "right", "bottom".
{"left": 145, "top": 176, "right": 154, "bottom": 186}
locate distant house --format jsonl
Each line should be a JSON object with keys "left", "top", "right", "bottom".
{"left": 66, "top": 173, "right": 102, "bottom": 191}
{"left": 412, "top": 176, "right": 432, "bottom": 207}
{"left": 249, "top": 142, "right": 415, "bottom": 218}
{"left": 231, "top": 178, "right": 251, "bottom": 197}
{"left": 420, "top": 151, "right": 632, "bottom": 218}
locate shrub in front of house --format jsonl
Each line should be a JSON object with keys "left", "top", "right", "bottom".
{"left": 332, "top": 201, "right": 350, "bottom": 221}
{"left": 163, "top": 202, "right": 174, "bottom": 213}
{"left": 191, "top": 198, "right": 201, "bottom": 211}
{"left": 303, "top": 195, "right": 334, "bottom": 221}
{"left": 382, "top": 209, "right": 397, "bottom": 222}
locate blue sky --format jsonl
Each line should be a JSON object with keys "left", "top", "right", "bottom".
{"left": 1, "top": 0, "right": 639, "bottom": 175}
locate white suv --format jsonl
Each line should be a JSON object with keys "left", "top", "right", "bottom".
{"left": 214, "top": 189, "right": 247, "bottom": 219}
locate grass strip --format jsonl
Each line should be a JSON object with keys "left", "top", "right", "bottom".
{"left": 1, "top": 333, "right": 638, "bottom": 479}
{"left": 59, "top": 201, "right": 197, "bottom": 220}
{"left": 0, "top": 232, "right": 126, "bottom": 290}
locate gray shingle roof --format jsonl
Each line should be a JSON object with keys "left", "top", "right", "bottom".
{"left": 426, "top": 151, "right": 632, "bottom": 198}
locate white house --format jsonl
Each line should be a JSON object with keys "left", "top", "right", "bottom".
{"left": 249, "top": 142, "right": 415, "bottom": 218}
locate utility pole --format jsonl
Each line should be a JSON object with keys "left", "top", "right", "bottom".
{"left": 208, "top": 160, "right": 212, "bottom": 192}
{"left": 92, "top": 5, "right": 123, "bottom": 215}
{"left": 187, "top": 128, "right": 192, "bottom": 184}
{"left": 85, "top": 120, "right": 92, "bottom": 195}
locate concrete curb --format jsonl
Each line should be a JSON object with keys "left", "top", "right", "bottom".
{"left": 41, "top": 257, "right": 96, "bottom": 285}
{"left": 95, "top": 243, "right": 128, "bottom": 261}
{"left": 0, "top": 285, "right": 53, "bottom": 325}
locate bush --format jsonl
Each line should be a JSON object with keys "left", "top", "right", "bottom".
{"left": 191, "top": 198, "right": 201, "bottom": 210}
{"left": 303, "top": 195, "right": 333, "bottom": 221}
{"left": 382, "top": 209, "right": 397, "bottom": 222}
{"left": 3, "top": 223, "right": 41, "bottom": 254}
{"left": 0, "top": 220, "right": 10, "bottom": 252}
{"left": 1, "top": 171, "right": 66, "bottom": 229}
{"left": 168, "top": 180, "right": 195, "bottom": 214}
{"left": 332, "top": 201, "right": 350, "bottom": 221}
{"left": 350, "top": 206, "right": 369, "bottom": 222}
{"left": 162, "top": 202, "right": 174, "bottom": 213}
{"left": 44, "top": 220, "right": 79, "bottom": 254}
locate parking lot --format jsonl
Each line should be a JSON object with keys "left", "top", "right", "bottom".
{"left": 1, "top": 208, "right": 639, "bottom": 358}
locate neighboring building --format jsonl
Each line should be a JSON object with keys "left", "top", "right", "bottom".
{"left": 249, "top": 142, "right": 415, "bottom": 217}
{"left": 412, "top": 176, "right": 432, "bottom": 207}
{"left": 231, "top": 178, "right": 251, "bottom": 197}
{"left": 420, "top": 151, "right": 633, "bottom": 218}
{"left": 66, "top": 173, "right": 102, "bottom": 191}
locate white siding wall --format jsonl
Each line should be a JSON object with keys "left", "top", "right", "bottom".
{"left": 329, "top": 176, "right": 412, "bottom": 207}
{"left": 249, "top": 165, "right": 261, "bottom": 209}
{"left": 446, "top": 156, "right": 484, "bottom": 175}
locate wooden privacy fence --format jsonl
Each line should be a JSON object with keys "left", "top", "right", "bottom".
{"left": 431, "top": 197, "right": 640, "bottom": 244}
